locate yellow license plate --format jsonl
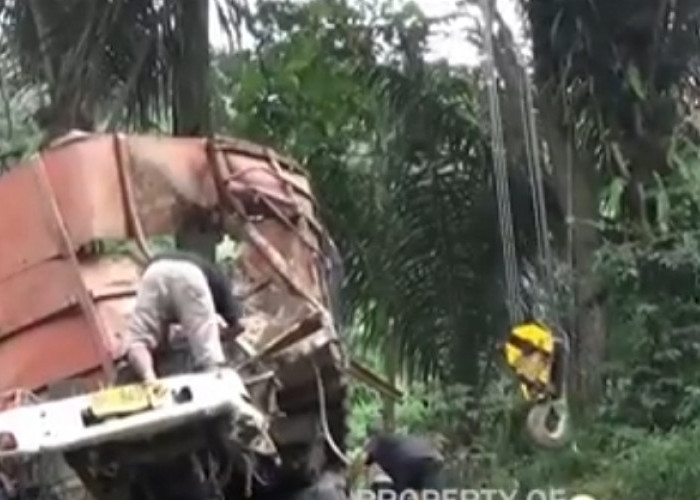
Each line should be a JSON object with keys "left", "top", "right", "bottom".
{"left": 89, "top": 383, "right": 168, "bottom": 418}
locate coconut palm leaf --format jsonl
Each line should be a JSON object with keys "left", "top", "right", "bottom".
{"left": 0, "top": 0, "right": 243, "bottom": 135}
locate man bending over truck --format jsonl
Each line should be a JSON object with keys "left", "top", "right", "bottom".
{"left": 124, "top": 250, "right": 244, "bottom": 382}
{"left": 124, "top": 250, "right": 280, "bottom": 495}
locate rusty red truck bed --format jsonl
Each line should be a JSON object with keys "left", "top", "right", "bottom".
{"left": 0, "top": 132, "right": 337, "bottom": 399}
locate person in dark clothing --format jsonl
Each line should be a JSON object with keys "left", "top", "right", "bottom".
{"left": 124, "top": 249, "right": 244, "bottom": 382}
{"left": 364, "top": 431, "right": 445, "bottom": 494}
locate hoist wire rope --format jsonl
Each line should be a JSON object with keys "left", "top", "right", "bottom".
{"left": 519, "top": 76, "right": 548, "bottom": 305}
{"left": 515, "top": 42, "right": 572, "bottom": 355}
{"left": 518, "top": 58, "right": 574, "bottom": 359}
{"left": 481, "top": 0, "right": 571, "bottom": 356}
{"left": 481, "top": 0, "right": 522, "bottom": 326}
{"left": 566, "top": 126, "right": 575, "bottom": 317}
{"left": 519, "top": 75, "right": 542, "bottom": 265}
{"left": 480, "top": 2, "right": 572, "bottom": 449}
{"left": 519, "top": 68, "right": 552, "bottom": 292}
{"left": 562, "top": 93, "right": 576, "bottom": 354}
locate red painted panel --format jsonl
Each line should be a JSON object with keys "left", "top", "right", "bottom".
{"left": 79, "top": 256, "right": 141, "bottom": 358}
{"left": 0, "top": 313, "right": 102, "bottom": 393}
{"left": 42, "top": 136, "right": 128, "bottom": 246}
{"left": 0, "top": 165, "right": 62, "bottom": 281}
{"left": 0, "top": 259, "right": 79, "bottom": 338}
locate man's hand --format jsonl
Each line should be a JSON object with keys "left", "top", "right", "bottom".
{"left": 218, "top": 315, "right": 245, "bottom": 337}
{"left": 126, "top": 343, "right": 157, "bottom": 382}
{"left": 145, "top": 380, "right": 169, "bottom": 408}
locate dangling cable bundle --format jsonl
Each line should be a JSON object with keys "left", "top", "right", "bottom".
{"left": 479, "top": 0, "right": 572, "bottom": 449}
{"left": 481, "top": 0, "right": 522, "bottom": 327}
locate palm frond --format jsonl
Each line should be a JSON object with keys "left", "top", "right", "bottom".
{"left": 0, "top": 0, "right": 243, "bottom": 132}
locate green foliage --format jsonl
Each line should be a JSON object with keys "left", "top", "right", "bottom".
{"left": 514, "top": 2, "right": 700, "bottom": 493}
{"left": 507, "top": 422, "right": 700, "bottom": 499}
{"left": 89, "top": 236, "right": 175, "bottom": 259}
{"left": 591, "top": 129, "right": 700, "bottom": 431}
{"left": 212, "top": 4, "right": 700, "bottom": 493}
{"left": 5, "top": 0, "right": 700, "bottom": 494}
{"left": 213, "top": 0, "right": 508, "bottom": 385}
{"left": 0, "top": 0, "right": 244, "bottom": 134}
{"left": 525, "top": 0, "right": 700, "bottom": 237}
{"left": 0, "top": 39, "right": 43, "bottom": 170}
{"left": 612, "top": 423, "right": 700, "bottom": 499}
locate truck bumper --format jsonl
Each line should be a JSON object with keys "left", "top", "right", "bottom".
{"left": 0, "top": 368, "right": 268, "bottom": 458}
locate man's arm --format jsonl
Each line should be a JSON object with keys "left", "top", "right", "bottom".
{"left": 219, "top": 292, "right": 243, "bottom": 334}
{"left": 207, "top": 265, "right": 244, "bottom": 334}
{"left": 126, "top": 342, "right": 157, "bottom": 382}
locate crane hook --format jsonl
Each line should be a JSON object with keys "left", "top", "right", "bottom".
{"left": 525, "top": 396, "right": 571, "bottom": 449}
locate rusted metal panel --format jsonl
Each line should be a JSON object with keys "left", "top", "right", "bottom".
{"left": 0, "top": 166, "right": 63, "bottom": 281}
{"left": 127, "top": 135, "right": 218, "bottom": 206}
{"left": 79, "top": 256, "right": 141, "bottom": 358}
{"left": 0, "top": 313, "right": 103, "bottom": 393}
{"left": 0, "top": 153, "right": 118, "bottom": 393}
{"left": 42, "top": 135, "right": 128, "bottom": 246}
{"left": 0, "top": 259, "right": 79, "bottom": 339}
{"left": 0, "top": 129, "right": 352, "bottom": 405}
{"left": 0, "top": 134, "right": 321, "bottom": 255}
{"left": 33, "top": 155, "right": 116, "bottom": 380}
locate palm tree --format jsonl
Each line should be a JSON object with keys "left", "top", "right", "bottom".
{"left": 0, "top": 0, "right": 240, "bottom": 140}
{"left": 519, "top": 0, "right": 700, "bottom": 404}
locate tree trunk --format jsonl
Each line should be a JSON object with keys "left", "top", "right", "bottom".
{"left": 171, "top": 0, "right": 211, "bottom": 137}
{"left": 539, "top": 97, "right": 606, "bottom": 407}
{"left": 170, "top": 0, "right": 216, "bottom": 259}
{"left": 568, "top": 148, "right": 606, "bottom": 406}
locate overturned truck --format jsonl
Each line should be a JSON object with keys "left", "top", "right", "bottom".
{"left": 0, "top": 132, "right": 378, "bottom": 500}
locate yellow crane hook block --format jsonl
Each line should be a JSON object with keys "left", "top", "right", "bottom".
{"left": 503, "top": 322, "right": 556, "bottom": 402}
